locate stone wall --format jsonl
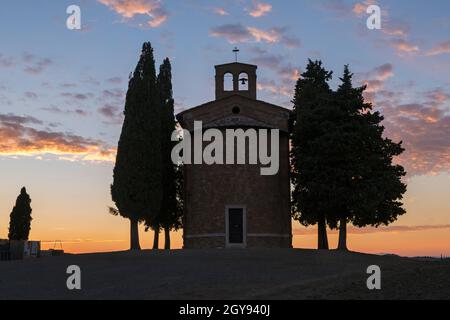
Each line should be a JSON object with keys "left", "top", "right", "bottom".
{"left": 183, "top": 131, "right": 291, "bottom": 249}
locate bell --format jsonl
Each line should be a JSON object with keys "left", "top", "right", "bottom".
{"left": 240, "top": 78, "right": 248, "bottom": 85}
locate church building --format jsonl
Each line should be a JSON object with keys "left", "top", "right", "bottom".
{"left": 177, "top": 59, "right": 292, "bottom": 249}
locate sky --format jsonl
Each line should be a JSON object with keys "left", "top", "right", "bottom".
{"left": 0, "top": 0, "right": 449, "bottom": 256}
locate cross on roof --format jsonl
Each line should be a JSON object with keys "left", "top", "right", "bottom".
{"left": 232, "top": 47, "right": 240, "bottom": 62}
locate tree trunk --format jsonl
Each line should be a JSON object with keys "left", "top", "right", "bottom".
{"left": 130, "top": 219, "right": 141, "bottom": 251}
{"left": 338, "top": 217, "right": 348, "bottom": 251}
{"left": 153, "top": 228, "right": 159, "bottom": 250}
{"left": 164, "top": 227, "right": 171, "bottom": 250}
{"left": 317, "top": 215, "right": 329, "bottom": 250}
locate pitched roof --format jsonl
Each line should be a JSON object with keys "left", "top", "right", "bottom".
{"left": 177, "top": 94, "right": 291, "bottom": 118}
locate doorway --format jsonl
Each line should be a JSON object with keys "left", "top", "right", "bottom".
{"left": 226, "top": 206, "right": 246, "bottom": 248}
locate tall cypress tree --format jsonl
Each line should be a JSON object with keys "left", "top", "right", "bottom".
{"left": 334, "top": 65, "right": 407, "bottom": 249}
{"left": 291, "top": 60, "right": 335, "bottom": 250}
{"left": 8, "top": 187, "right": 32, "bottom": 241}
{"left": 111, "top": 42, "right": 163, "bottom": 250}
{"left": 145, "top": 58, "right": 183, "bottom": 250}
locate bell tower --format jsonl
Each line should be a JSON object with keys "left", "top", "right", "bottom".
{"left": 215, "top": 62, "right": 257, "bottom": 100}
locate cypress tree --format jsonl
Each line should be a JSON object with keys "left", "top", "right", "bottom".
{"left": 145, "top": 58, "right": 183, "bottom": 250}
{"left": 8, "top": 187, "right": 32, "bottom": 241}
{"left": 111, "top": 42, "right": 163, "bottom": 250}
{"left": 334, "top": 65, "right": 407, "bottom": 249}
{"left": 291, "top": 60, "right": 335, "bottom": 250}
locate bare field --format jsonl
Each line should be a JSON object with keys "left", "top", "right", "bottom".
{"left": 0, "top": 249, "right": 448, "bottom": 300}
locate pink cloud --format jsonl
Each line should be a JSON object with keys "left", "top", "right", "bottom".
{"left": 247, "top": 26, "right": 281, "bottom": 43}
{"left": 426, "top": 41, "right": 450, "bottom": 56}
{"left": 248, "top": 0, "right": 272, "bottom": 18}
{"left": 257, "top": 80, "right": 292, "bottom": 97}
{"left": 210, "top": 24, "right": 300, "bottom": 48}
{"left": 213, "top": 7, "right": 229, "bottom": 16}
{"left": 357, "top": 64, "right": 449, "bottom": 176}
{"left": 359, "top": 63, "right": 394, "bottom": 96}
{"left": 0, "top": 113, "right": 115, "bottom": 162}
{"left": 98, "top": 0, "right": 168, "bottom": 28}
{"left": 384, "top": 107, "right": 450, "bottom": 176}
{"left": 389, "top": 38, "right": 420, "bottom": 54}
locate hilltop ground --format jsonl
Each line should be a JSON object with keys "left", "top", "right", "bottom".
{"left": 0, "top": 249, "right": 449, "bottom": 300}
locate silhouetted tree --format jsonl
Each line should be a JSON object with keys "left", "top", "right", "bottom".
{"left": 144, "top": 223, "right": 160, "bottom": 249}
{"left": 145, "top": 58, "right": 183, "bottom": 250}
{"left": 111, "top": 42, "right": 163, "bottom": 250}
{"left": 334, "top": 65, "right": 407, "bottom": 249}
{"left": 291, "top": 60, "right": 335, "bottom": 250}
{"left": 8, "top": 187, "right": 32, "bottom": 241}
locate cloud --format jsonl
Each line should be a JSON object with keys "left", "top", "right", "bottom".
{"left": 98, "top": 104, "right": 124, "bottom": 125}
{"left": 98, "top": 0, "right": 168, "bottom": 27}
{"left": 99, "top": 105, "right": 118, "bottom": 118}
{"left": 251, "top": 52, "right": 284, "bottom": 69}
{"left": 247, "top": 0, "right": 272, "bottom": 18}
{"left": 0, "top": 53, "right": 15, "bottom": 68}
{"left": 247, "top": 26, "right": 281, "bottom": 43}
{"left": 41, "top": 106, "right": 89, "bottom": 117}
{"left": 293, "top": 224, "right": 450, "bottom": 235}
{"left": 210, "top": 24, "right": 256, "bottom": 43}
{"left": 83, "top": 76, "right": 101, "bottom": 86}
{"left": 106, "top": 77, "right": 123, "bottom": 84}
{"left": 257, "top": 80, "right": 293, "bottom": 98}
{"left": 61, "top": 92, "right": 93, "bottom": 101}
{"left": 371, "top": 63, "right": 394, "bottom": 81}
{"left": 250, "top": 51, "right": 300, "bottom": 82}
{"left": 424, "top": 88, "right": 450, "bottom": 107}
{"left": 213, "top": 7, "right": 229, "bottom": 16}
{"left": 426, "top": 40, "right": 450, "bottom": 56}
{"left": 102, "top": 88, "right": 125, "bottom": 99}
{"left": 323, "top": 0, "right": 417, "bottom": 57}
{"left": 210, "top": 24, "right": 300, "bottom": 48}
{"left": 24, "top": 92, "right": 38, "bottom": 100}
{"left": 61, "top": 83, "right": 78, "bottom": 88}
{"left": 0, "top": 113, "right": 43, "bottom": 125}
{"left": 22, "top": 54, "right": 53, "bottom": 75}
{"left": 372, "top": 101, "right": 448, "bottom": 176}
{"left": 248, "top": 48, "right": 300, "bottom": 100}
{"left": 396, "top": 103, "right": 443, "bottom": 124}
{"left": 382, "top": 22, "right": 410, "bottom": 37}
{"left": 0, "top": 113, "right": 115, "bottom": 162}
{"left": 352, "top": 2, "right": 366, "bottom": 16}
{"left": 358, "top": 63, "right": 394, "bottom": 96}
{"left": 352, "top": 0, "right": 379, "bottom": 16}
{"left": 384, "top": 103, "right": 450, "bottom": 176}
{"left": 389, "top": 38, "right": 419, "bottom": 54}
{"left": 356, "top": 64, "right": 449, "bottom": 176}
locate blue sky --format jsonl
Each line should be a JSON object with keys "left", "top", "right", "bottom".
{"left": 0, "top": 0, "right": 449, "bottom": 255}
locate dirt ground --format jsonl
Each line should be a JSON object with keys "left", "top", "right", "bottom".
{"left": 0, "top": 249, "right": 449, "bottom": 300}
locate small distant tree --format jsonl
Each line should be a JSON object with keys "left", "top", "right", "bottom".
{"left": 8, "top": 187, "right": 33, "bottom": 241}
{"left": 111, "top": 42, "right": 163, "bottom": 250}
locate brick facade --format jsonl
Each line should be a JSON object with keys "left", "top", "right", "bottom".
{"left": 177, "top": 62, "right": 292, "bottom": 249}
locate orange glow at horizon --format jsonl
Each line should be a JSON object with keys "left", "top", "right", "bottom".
{"left": 34, "top": 226, "right": 450, "bottom": 257}
{"left": 1, "top": 159, "right": 449, "bottom": 258}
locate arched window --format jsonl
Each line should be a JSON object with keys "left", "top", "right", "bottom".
{"left": 224, "top": 72, "right": 234, "bottom": 91}
{"left": 238, "top": 73, "right": 249, "bottom": 91}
